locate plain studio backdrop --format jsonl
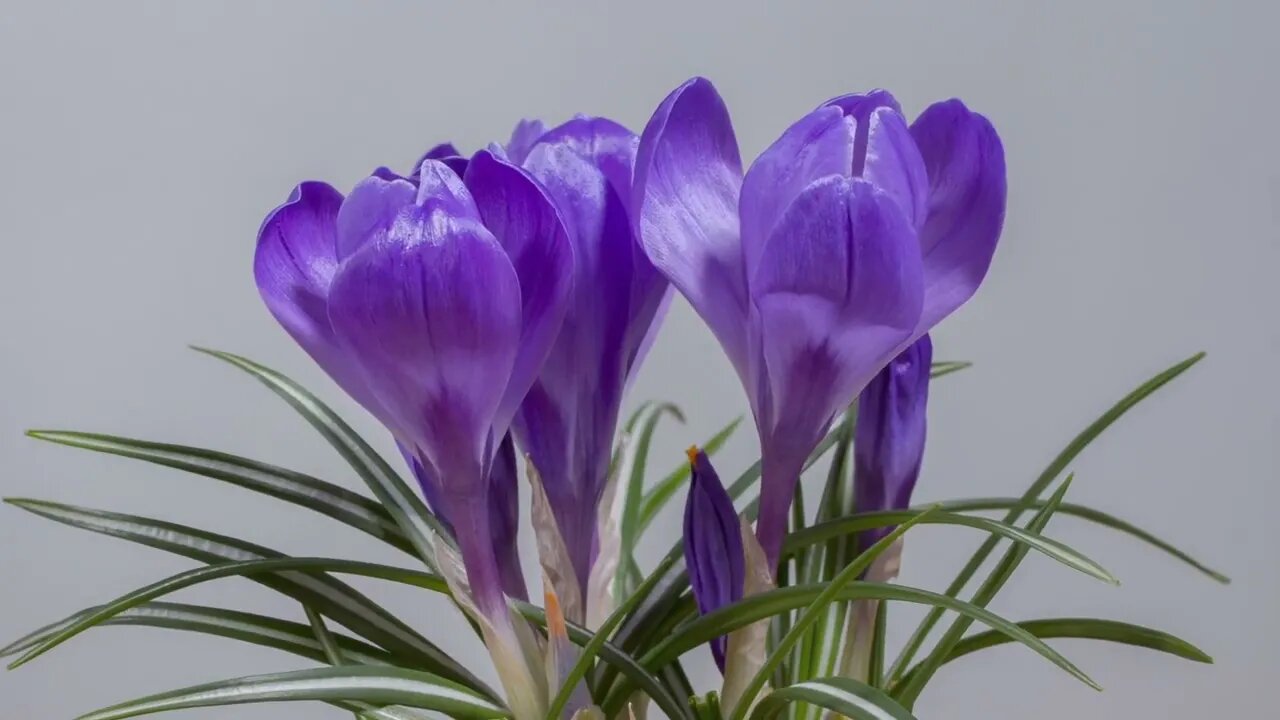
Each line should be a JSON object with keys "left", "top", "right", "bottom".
{"left": 1, "top": 2, "right": 1276, "bottom": 718}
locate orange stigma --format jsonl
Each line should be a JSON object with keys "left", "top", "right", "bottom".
{"left": 544, "top": 588, "right": 567, "bottom": 639}
{"left": 686, "top": 445, "right": 701, "bottom": 466}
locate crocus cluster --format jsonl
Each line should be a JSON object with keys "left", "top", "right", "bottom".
{"left": 255, "top": 75, "right": 1003, "bottom": 717}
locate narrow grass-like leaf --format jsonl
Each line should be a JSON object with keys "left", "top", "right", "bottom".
{"left": 928, "top": 361, "right": 972, "bottom": 380}
{"left": 92, "top": 602, "right": 394, "bottom": 665}
{"left": 893, "top": 477, "right": 1080, "bottom": 707}
{"left": 306, "top": 605, "right": 349, "bottom": 666}
{"left": 784, "top": 509, "right": 1115, "bottom": 584}
{"left": 749, "top": 677, "right": 916, "bottom": 720}
{"left": 601, "top": 580, "right": 1097, "bottom": 715}
{"left": 0, "top": 552, "right": 458, "bottom": 671}
{"left": 795, "top": 418, "right": 855, "bottom": 704}
{"left": 513, "top": 601, "right": 688, "bottom": 720}
{"left": 934, "top": 497, "right": 1228, "bottom": 583}
{"left": 618, "top": 403, "right": 684, "bottom": 595}
{"left": 637, "top": 416, "right": 743, "bottom": 535}
{"left": 3, "top": 547, "right": 666, "bottom": 718}
{"left": 600, "top": 478, "right": 1111, "bottom": 703}
{"left": 2, "top": 499, "right": 483, "bottom": 693}
{"left": 730, "top": 509, "right": 938, "bottom": 720}
{"left": 25, "top": 430, "right": 413, "bottom": 555}
{"left": 546, "top": 548, "right": 691, "bottom": 720}
{"left": 886, "top": 351, "right": 1206, "bottom": 684}
{"left": 193, "top": 347, "right": 444, "bottom": 568}
{"left": 894, "top": 617, "right": 1211, "bottom": 689}
{"left": 73, "top": 666, "right": 510, "bottom": 720}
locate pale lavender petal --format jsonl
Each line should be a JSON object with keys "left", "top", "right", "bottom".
{"left": 855, "top": 335, "right": 932, "bottom": 552}
{"left": 910, "top": 99, "right": 1007, "bottom": 332}
{"left": 634, "top": 77, "right": 751, "bottom": 378}
{"left": 536, "top": 116, "right": 638, "bottom": 200}
{"left": 821, "top": 90, "right": 901, "bottom": 175}
{"left": 682, "top": 448, "right": 744, "bottom": 671}
{"left": 464, "top": 149, "right": 574, "bottom": 439}
{"left": 739, "top": 106, "right": 853, "bottom": 280}
{"left": 334, "top": 174, "right": 417, "bottom": 261}
{"left": 863, "top": 108, "right": 930, "bottom": 230}
{"left": 514, "top": 120, "right": 664, "bottom": 588}
{"left": 328, "top": 175, "right": 521, "bottom": 495}
{"left": 751, "top": 179, "right": 923, "bottom": 565}
{"left": 254, "top": 182, "right": 382, "bottom": 414}
{"left": 506, "top": 118, "right": 547, "bottom": 165}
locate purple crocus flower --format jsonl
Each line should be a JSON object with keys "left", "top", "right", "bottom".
{"left": 855, "top": 334, "right": 932, "bottom": 552}
{"left": 634, "top": 78, "right": 1005, "bottom": 569}
{"left": 501, "top": 116, "right": 670, "bottom": 593}
{"left": 254, "top": 153, "right": 573, "bottom": 624}
{"left": 683, "top": 446, "right": 744, "bottom": 671}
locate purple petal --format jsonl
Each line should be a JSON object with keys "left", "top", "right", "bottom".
{"left": 863, "top": 108, "right": 930, "bottom": 231}
{"left": 536, "top": 116, "right": 639, "bottom": 200}
{"left": 401, "top": 437, "right": 527, "bottom": 601}
{"left": 634, "top": 77, "right": 752, "bottom": 378}
{"left": 254, "top": 182, "right": 382, "bottom": 414}
{"left": 513, "top": 120, "right": 666, "bottom": 588}
{"left": 682, "top": 448, "right": 744, "bottom": 672}
{"left": 910, "top": 99, "right": 1007, "bottom": 332}
{"left": 739, "top": 106, "right": 853, "bottom": 280}
{"left": 821, "top": 90, "right": 901, "bottom": 175}
{"left": 488, "top": 433, "right": 527, "bottom": 600}
{"left": 854, "top": 335, "right": 932, "bottom": 552}
{"left": 334, "top": 173, "right": 418, "bottom": 261}
{"left": 422, "top": 142, "right": 461, "bottom": 160}
{"left": 463, "top": 149, "right": 574, "bottom": 439}
{"left": 505, "top": 118, "right": 548, "bottom": 165}
{"left": 411, "top": 142, "right": 468, "bottom": 179}
{"left": 328, "top": 172, "right": 522, "bottom": 495}
{"left": 751, "top": 179, "right": 924, "bottom": 566}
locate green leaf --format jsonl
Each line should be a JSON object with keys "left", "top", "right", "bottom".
{"left": 1, "top": 601, "right": 398, "bottom": 667}
{"left": 784, "top": 509, "right": 1116, "bottom": 585}
{"left": 894, "top": 617, "right": 1211, "bottom": 689}
{"left": 25, "top": 430, "right": 414, "bottom": 555}
{"left": 0, "top": 552, "right": 456, "bottom": 673}
{"left": 893, "top": 477, "right": 1080, "bottom": 707}
{"left": 636, "top": 416, "right": 743, "bottom": 535}
{"left": 2, "top": 499, "right": 484, "bottom": 694}
{"left": 749, "top": 677, "right": 916, "bottom": 720}
{"left": 193, "top": 347, "right": 445, "bottom": 568}
{"left": 618, "top": 402, "right": 685, "bottom": 597}
{"left": 305, "top": 605, "right": 349, "bottom": 666}
{"left": 886, "top": 351, "right": 1206, "bottom": 684}
{"left": 4, "top": 603, "right": 433, "bottom": 720}
{"left": 622, "top": 401, "right": 657, "bottom": 435}
{"left": 796, "top": 419, "right": 855, "bottom": 700}
{"left": 601, "top": 579, "right": 1097, "bottom": 715}
{"left": 513, "top": 600, "right": 689, "bottom": 720}
{"left": 1, "top": 544, "right": 668, "bottom": 719}
{"left": 929, "top": 361, "right": 972, "bottom": 380}
{"left": 730, "top": 509, "right": 938, "bottom": 720}
{"left": 934, "top": 497, "right": 1229, "bottom": 583}
{"left": 72, "top": 666, "right": 510, "bottom": 720}
{"left": 546, "top": 548, "right": 692, "bottom": 720}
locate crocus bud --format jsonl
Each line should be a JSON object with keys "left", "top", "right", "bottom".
{"left": 682, "top": 446, "right": 744, "bottom": 671}
{"left": 854, "top": 334, "right": 933, "bottom": 552}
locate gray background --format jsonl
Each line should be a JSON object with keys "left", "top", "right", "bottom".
{"left": 2, "top": 1, "right": 1276, "bottom": 717}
